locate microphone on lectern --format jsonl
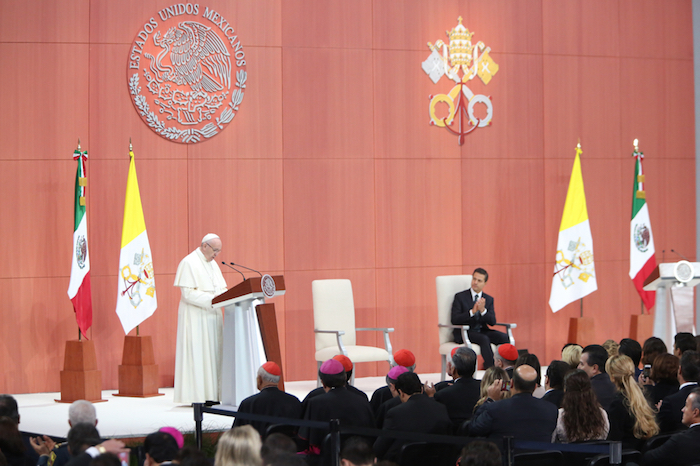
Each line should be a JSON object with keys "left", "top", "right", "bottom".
{"left": 221, "top": 261, "right": 245, "bottom": 282}
{"left": 230, "top": 262, "right": 263, "bottom": 277}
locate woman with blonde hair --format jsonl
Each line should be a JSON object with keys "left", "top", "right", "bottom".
{"left": 606, "top": 354, "right": 659, "bottom": 450}
{"left": 561, "top": 344, "right": 583, "bottom": 370}
{"left": 473, "top": 366, "right": 511, "bottom": 411}
{"left": 215, "top": 425, "right": 262, "bottom": 466}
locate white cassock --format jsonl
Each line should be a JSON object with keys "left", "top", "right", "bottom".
{"left": 173, "top": 248, "right": 227, "bottom": 404}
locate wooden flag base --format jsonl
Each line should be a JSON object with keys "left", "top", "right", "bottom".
{"left": 114, "top": 335, "right": 163, "bottom": 398}
{"left": 630, "top": 314, "right": 654, "bottom": 343}
{"left": 567, "top": 317, "right": 595, "bottom": 347}
{"left": 56, "top": 340, "right": 106, "bottom": 403}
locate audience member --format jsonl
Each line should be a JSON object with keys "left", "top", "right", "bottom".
{"left": 658, "top": 350, "right": 700, "bottom": 433}
{"left": 373, "top": 373, "right": 451, "bottom": 462}
{"left": 143, "top": 431, "right": 178, "bottom": 466}
{"left": 619, "top": 338, "right": 643, "bottom": 379}
{"left": 176, "top": 447, "right": 210, "bottom": 466}
{"left": 0, "top": 416, "right": 31, "bottom": 466}
{"left": 642, "top": 337, "right": 668, "bottom": 368}
{"left": 494, "top": 344, "right": 518, "bottom": 379}
{"left": 64, "top": 434, "right": 128, "bottom": 466}
{"left": 434, "top": 347, "right": 480, "bottom": 429}
{"left": 261, "top": 433, "right": 296, "bottom": 459}
{"left": 695, "top": 335, "right": 700, "bottom": 352}
{"left": 561, "top": 344, "right": 583, "bottom": 370}
{"left": 341, "top": 437, "right": 375, "bottom": 466}
{"left": 374, "top": 366, "right": 408, "bottom": 429}
{"left": 0, "top": 395, "right": 37, "bottom": 466}
{"left": 579, "top": 344, "right": 616, "bottom": 410}
{"left": 369, "top": 350, "right": 415, "bottom": 413}
{"left": 515, "top": 352, "right": 544, "bottom": 397}
{"left": 234, "top": 362, "right": 302, "bottom": 437}
{"left": 642, "top": 387, "right": 700, "bottom": 466}
{"left": 606, "top": 355, "right": 659, "bottom": 450}
{"left": 473, "top": 367, "right": 510, "bottom": 412}
{"left": 552, "top": 370, "right": 609, "bottom": 443}
{"left": 468, "top": 365, "right": 558, "bottom": 444}
{"left": 674, "top": 333, "right": 697, "bottom": 357}
{"left": 299, "top": 359, "right": 374, "bottom": 454}
{"left": 603, "top": 339, "right": 619, "bottom": 357}
{"left": 158, "top": 428, "right": 183, "bottom": 450}
{"left": 88, "top": 454, "right": 119, "bottom": 466}
{"left": 304, "top": 356, "right": 368, "bottom": 410}
{"left": 542, "top": 360, "right": 572, "bottom": 408}
{"left": 215, "top": 426, "right": 262, "bottom": 466}
{"left": 641, "top": 353, "right": 679, "bottom": 406}
{"left": 66, "top": 424, "right": 101, "bottom": 459}
{"left": 31, "top": 400, "right": 98, "bottom": 466}
{"left": 458, "top": 440, "right": 501, "bottom": 466}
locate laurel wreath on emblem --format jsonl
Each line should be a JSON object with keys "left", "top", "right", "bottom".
{"left": 129, "top": 70, "right": 246, "bottom": 144}
{"left": 261, "top": 274, "right": 276, "bottom": 299}
{"left": 634, "top": 223, "right": 650, "bottom": 253}
{"left": 76, "top": 235, "right": 87, "bottom": 269}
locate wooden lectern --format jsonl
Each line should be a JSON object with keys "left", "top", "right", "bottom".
{"left": 212, "top": 275, "right": 285, "bottom": 407}
{"left": 643, "top": 261, "right": 700, "bottom": 350}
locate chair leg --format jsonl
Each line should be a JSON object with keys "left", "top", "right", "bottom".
{"left": 316, "top": 361, "right": 322, "bottom": 388}
{"left": 441, "top": 355, "right": 446, "bottom": 381}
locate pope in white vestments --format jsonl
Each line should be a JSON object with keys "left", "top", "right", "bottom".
{"left": 173, "top": 233, "right": 227, "bottom": 404}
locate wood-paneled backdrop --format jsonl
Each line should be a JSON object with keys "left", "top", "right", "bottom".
{"left": 0, "top": 0, "right": 695, "bottom": 394}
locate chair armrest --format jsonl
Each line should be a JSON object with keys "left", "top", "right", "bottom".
{"left": 437, "top": 324, "right": 473, "bottom": 351}
{"left": 314, "top": 329, "right": 348, "bottom": 356}
{"left": 355, "top": 328, "right": 394, "bottom": 361}
{"left": 493, "top": 322, "right": 517, "bottom": 345}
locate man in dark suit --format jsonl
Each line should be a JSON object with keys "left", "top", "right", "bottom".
{"left": 233, "top": 362, "right": 302, "bottom": 437}
{"left": 369, "top": 349, "right": 415, "bottom": 414}
{"left": 579, "top": 344, "right": 616, "bottom": 411}
{"left": 642, "top": 388, "right": 700, "bottom": 465}
{"left": 468, "top": 364, "right": 558, "bottom": 443}
{"left": 658, "top": 350, "right": 700, "bottom": 433}
{"left": 542, "top": 360, "right": 571, "bottom": 409}
{"left": 451, "top": 268, "right": 509, "bottom": 368}
{"left": 303, "top": 355, "right": 367, "bottom": 413}
{"left": 374, "top": 366, "right": 408, "bottom": 428}
{"left": 434, "top": 347, "right": 481, "bottom": 430}
{"left": 373, "top": 372, "right": 452, "bottom": 462}
{"left": 300, "top": 359, "right": 375, "bottom": 453}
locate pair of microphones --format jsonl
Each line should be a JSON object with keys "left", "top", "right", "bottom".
{"left": 220, "top": 261, "right": 262, "bottom": 282}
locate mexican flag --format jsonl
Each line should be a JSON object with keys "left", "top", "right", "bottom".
{"left": 629, "top": 150, "right": 656, "bottom": 310}
{"left": 67, "top": 150, "right": 93, "bottom": 335}
{"left": 549, "top": 145, "right": 598, "bottom": 313}
{"left": 115, "top": 150, "right": 157, "bottom": 334}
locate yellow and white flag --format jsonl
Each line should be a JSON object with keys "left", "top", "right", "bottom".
{"left": 549, "top": 145, "right": 597, "bottom": 313}
{"left": 116, "top": 150, "right": 157, "bottom": 333}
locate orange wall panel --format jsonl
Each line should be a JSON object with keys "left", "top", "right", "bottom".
{"left": 375, "top": 159, "right": 463, "bottom": 268}
{"left": 283, "top": 159, "right": 376, "bottom": 271}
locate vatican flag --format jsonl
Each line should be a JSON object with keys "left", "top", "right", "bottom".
{"left": 549, "top": 145, "right": 597, "bottom": 313}
{"left": 115, "top": 149, "right": 157, "bottom": 334}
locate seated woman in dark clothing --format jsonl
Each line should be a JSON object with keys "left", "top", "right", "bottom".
{"left": 552, "top": 370, "right": 609, "bottom": 443}
{"left": 0, "top": 417, "right": 33, "bottom": 466}
{"left": 642, "top": 353, "right": 679, "bottom": 406}
{"left": 606, "top": 355, "right": 659, "bottom": 451}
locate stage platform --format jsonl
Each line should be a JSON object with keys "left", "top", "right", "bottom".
{"left": 14, "top": 372, "right": 467, "bottom": 439}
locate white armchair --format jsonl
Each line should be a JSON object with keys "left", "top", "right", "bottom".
{"left": 436, "top": 275, "right": 516, "bottom": 380}
{"left": 312, "top": 279, "right": 394, "bottom": 385}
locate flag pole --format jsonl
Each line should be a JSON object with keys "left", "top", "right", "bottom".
{"left": 77, "top": 138, "right": 83, "bottom": 342}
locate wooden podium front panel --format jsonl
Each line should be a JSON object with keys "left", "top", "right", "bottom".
{"left": 256, "top": 303, "right": 284, "bottom": 390}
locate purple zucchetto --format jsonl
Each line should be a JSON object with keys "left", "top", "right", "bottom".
{"left": 387, "top": 365, "right": 408, "bottom": 381}
{"left": 320, "top": 358, "right": 345, "bottom": 375}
